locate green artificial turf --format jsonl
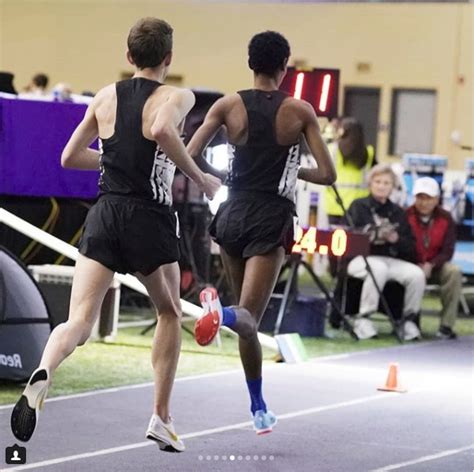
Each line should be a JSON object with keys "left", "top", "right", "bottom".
{"left": 0, "top": 324, "right": 247, "bottom": 405}
{"left": 1, "top": 297, "right": 472, "bottom": 406}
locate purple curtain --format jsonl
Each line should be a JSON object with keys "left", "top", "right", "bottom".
{"left": 0, "top": 98, "right": 99, "bottom": 198}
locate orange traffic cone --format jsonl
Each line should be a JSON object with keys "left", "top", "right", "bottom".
{"left": 377, "top": 362, "right": 407, "bottom": 393}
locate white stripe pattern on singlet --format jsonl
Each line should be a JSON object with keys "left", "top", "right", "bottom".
{"left": 98, "top": 139, "right": 106, "bottom": 188}
{"left": 278, "top": 143, "right": 300, "bottom": 201}
{"left": 227, "top": 144, "right": 236, "bottom": 181}
{"left": 149, "top": 145, "right": 176, "bottom": 205}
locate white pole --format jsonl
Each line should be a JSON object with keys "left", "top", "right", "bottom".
{"left": 0, "top": 207, "right": 278, "bottom": 351}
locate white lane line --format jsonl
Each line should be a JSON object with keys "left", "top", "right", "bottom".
{"left": 0, "top": 346, "right": 377, "bottom": 411}
{"left": 0, "top": 336, "right": 456, "bottom": 410}
{"left": 370, "top": 444, "right": 474, "bottom": 471}
{"left": 0, "top": 369, "right": 243, "bottom": 411}
{"left": 1, "top": 392, "right": 409, "bottom": 471}
{"left": 0, "top": 340, "right": 419, "bottom": 410}
{"left": 0, "top": 341, "right": 458, "bottom": 410}
{"left": 0, "top": 442, "right": 151, "bottom": 472}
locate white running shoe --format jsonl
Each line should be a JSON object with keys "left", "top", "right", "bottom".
{"left": 11, "top": 367, "right": 50, "bottom": 442}
{"left": 146, "top": 414, "right": 185, "bottom": 452}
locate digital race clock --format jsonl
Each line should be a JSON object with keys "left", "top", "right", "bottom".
{"left": 291, "top": 227, "right": 370, "bottom": 258}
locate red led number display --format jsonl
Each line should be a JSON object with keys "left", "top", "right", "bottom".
{"left": 279, "top": 67, "right": 340, "bottom": 118}
{"left": 292, "top": 227, "right": 348, "bottom": 256}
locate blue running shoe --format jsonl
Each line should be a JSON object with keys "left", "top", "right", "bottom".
{"left": 253, "top": 409, "right": 277, "bottom": 435}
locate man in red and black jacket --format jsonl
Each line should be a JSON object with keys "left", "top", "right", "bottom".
{"left": 406, "top": 177, "right": 462, "bottom": 339}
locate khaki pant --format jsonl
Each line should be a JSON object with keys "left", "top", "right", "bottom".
{"left": 429, "top": 262, "right": 462, "bottom": 329}
{"left": 347, "top": 256, "right": 426, "bottom": 316}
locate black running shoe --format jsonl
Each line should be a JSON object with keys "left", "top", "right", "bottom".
{"left": 11, "top": 368, "right": 49, "bottom": 442}
{"left": 436, "top": 326, "right": 457, "bottom": 340}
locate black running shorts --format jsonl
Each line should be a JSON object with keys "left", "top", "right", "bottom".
{"left": 209, "top": 191, "right": 296, "bottom": 258}
{"left": 78, "top": 194, "right": 180, "bottom": 275}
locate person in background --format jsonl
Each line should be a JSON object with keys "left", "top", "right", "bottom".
{"left": 346, "top": 164, "right": 425, "bottom": 340}
{"left": 321, "top": 116, "right": 342, "bottom": 144}
{"left": 52, "top": 82, "right": 73, "bottom": 101}
{"left": 406, "top": 176, "right": 461, "bottom": 339}
{"left": 324, "top": 117, "right": 376, "bottom": 225}
{"left": 325, "top": 118, "right": 376, "bottom": 315}
{"left": 0, "top": 71, "right": 17, "bottom": 94}
{"left": 26, "top": 73, "right": 49, "bottom": 95}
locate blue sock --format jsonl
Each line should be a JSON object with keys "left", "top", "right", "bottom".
{"left": 246, "top": 377, "right": 267, "bottom": 415}
{"left": 222, "top": 306, "right": 237, "bottom": 328}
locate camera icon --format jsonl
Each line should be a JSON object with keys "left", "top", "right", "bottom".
{"left": 5, "top": 444, "right": 26, "bottom": 465}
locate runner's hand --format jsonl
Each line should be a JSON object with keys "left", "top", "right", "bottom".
{"left": 199, "top": 173, "right": 222, "bottom": 200}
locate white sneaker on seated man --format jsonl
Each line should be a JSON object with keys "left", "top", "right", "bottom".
{"left": 348, "top": 255, "right": 425, "bottom": 341}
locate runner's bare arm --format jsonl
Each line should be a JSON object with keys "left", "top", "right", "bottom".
{"left": 61, "top": 103, "right": 100, "bottom": 170}
{"left": 150, "top": 88, "right": 205, "bottom": 185}
{"left": 297, "top": 102, "right": 336, "bottom": 185}
{"left": 151, "top": 88, "right": 221, "bottom": 198}
{"left": 186, "top": 98, "right": 228, "bottom": 181}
